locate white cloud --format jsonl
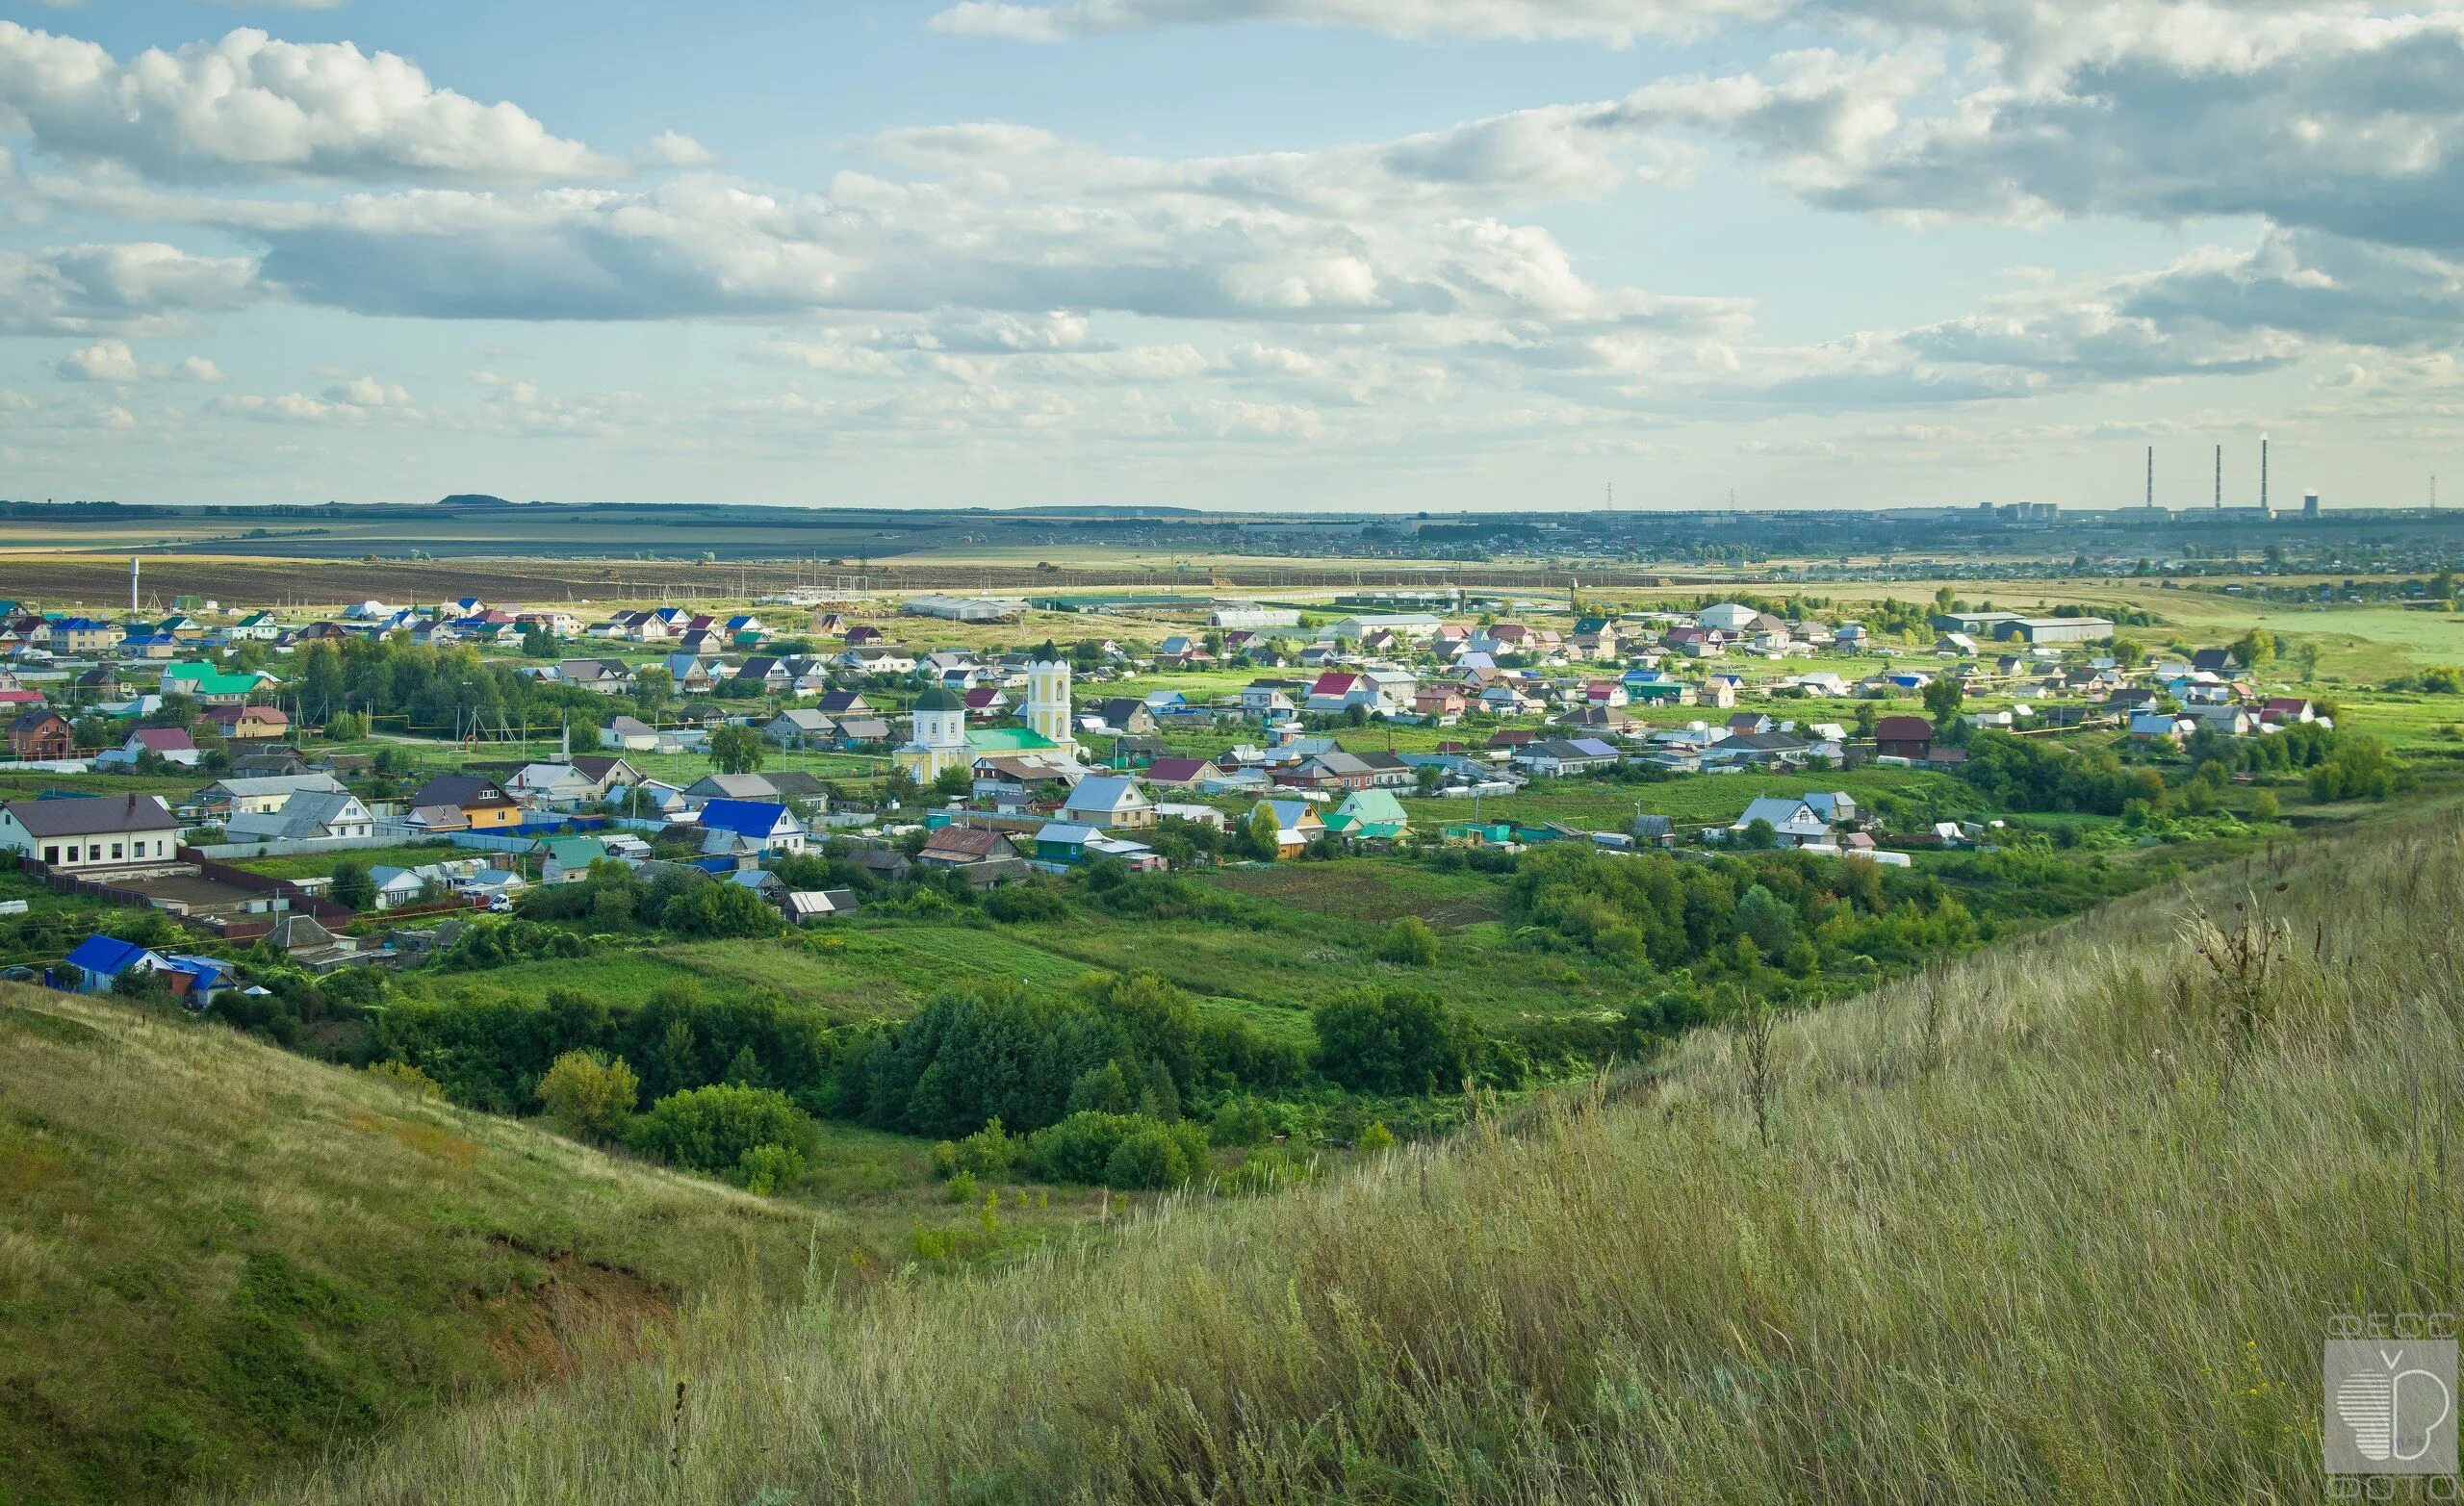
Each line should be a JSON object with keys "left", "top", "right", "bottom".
{"left": 28, "top": 0, "right": 2464, "bottom": 489}
{"left": 0, "top": 23, "right": 615, "bottom": 184}
{"left": 321, "top": 375, "right": 414, "bottom": 406}
{"left": 929, "top": 0, "right": 1777, "bottom": 46}
{"left": 49, "top": 340, "right": 237, "bottom": 385}
{"left": 55, "top": 338, "right": 141, "bottom": 381}
{"left": 210, "top": 372, "right": 421, "bottom": 424}
{"left": 0, "top": 242, "right": 260, "bottom": 336}
{"left": 927, "top": 0, "right": 2401, "bottom": 53}
{"left": 643, "top": 130, "right": 717, "bottom": 167}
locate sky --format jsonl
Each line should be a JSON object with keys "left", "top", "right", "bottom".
{"left": 4, "top": 1, "right": 2464, "bottom": 513}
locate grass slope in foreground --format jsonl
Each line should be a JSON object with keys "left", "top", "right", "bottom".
{"left": 276, "top": 809, "right": 2464, "bottom": 1505}
{"left": 0, "top": 990, "right": 828, "bottom": 1505}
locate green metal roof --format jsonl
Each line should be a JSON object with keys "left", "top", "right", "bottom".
{"left": 165, "top": 661, "right": 270, "bottom": 698}
{"left": 966, "top": 727, "right": 1061, "bottom": 752}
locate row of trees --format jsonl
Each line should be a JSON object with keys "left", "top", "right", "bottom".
{"left": 372, "top": 979, "right": 837, "bottom": 1115}
{"left": 832, "top": 974, "right": 1304, "bottom": 1141}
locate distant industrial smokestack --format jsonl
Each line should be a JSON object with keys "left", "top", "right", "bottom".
{"left": 129, "top": 556, "right": 139, "bottom": 615}
{"left": 2145, "top": 446, "right": 2154, "bottom": 507}
{"left": 2214, "top": 445, "right": 2222, "bottom": 509}
{"left": 2261, "top": 433, "right": 2270, "bottom": 511}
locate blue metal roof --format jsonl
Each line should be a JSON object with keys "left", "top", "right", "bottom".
{"left": 64, "top": 934, "right": 155, "bottom": 975}
{"left": 698, "top": 799, "right": 792, "bottom": 837}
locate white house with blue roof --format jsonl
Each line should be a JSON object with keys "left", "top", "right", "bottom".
{"left": 695, "top": 799, "right": 807, "bottom": 855}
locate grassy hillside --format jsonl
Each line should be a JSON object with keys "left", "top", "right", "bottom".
{"left": 269, "top": 808, "right": 2462, "bottom": 1504}
{"left": 0, "top": 988, "right": 834, "bottom": 1505}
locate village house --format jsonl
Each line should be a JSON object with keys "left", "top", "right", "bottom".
{"left": 916, "top": 824, "right": 1029, "bottom": 871}
{"left": 160, "top": 660, "right": 270, "bottom": 706}
{"left": 199, "top": 773, "right": 347, "bottom": 817}
{"left": 694, "top": 798, "right": 808, "bottom": 855}
{"left": 839, "top": 645, "right": 919, "bottom": 676}
{"left": 1323, "top": 788, "right": 1410, "bottom": 840}
{"left": 505, "top": 761, "right": 601, "bottom": 805}
{"left": 7, "top": 710, "right": 72, "bottom": 760}
{"left": 0, "top": 794, "right": 182, "bottom": 871}
{"left": 55, "top": 935, "right": 189, "bottom": 996}
{"left": 49, "top": 618, "right": 118, "bottom": 654}
{"left": 1731, "top": 796, "right": 1836, "bottom": 847}
{"left": 1091, "top": 698, "right": 1158, "bottom": 736}
{"left": 1252, "top": 799, "right": 1327, "bottom": 856}
{"left": 224, "top": 790, "right": 375, "bottom": 844}
{"left": 1512, "top": 737, "right": 1625, "bottom": 777}
{"left": 409, "top": 773, "right": 524, "bottom": 830}
{"left": 569, "top": 755, "right": 643, "bottom": 798}
{"left": 1874, "top": 715, "right": 1937, "bottom": 761}
{"left": 783, "top": 888, "right": 863, "bottom": 924}
{"left": 205, "top": 703, "right": 291, "bottom": 740}
{"left": 535, "top": 836, "right": 610, "bottom": 883}
{"left": 98, "top": 726, "right": 200, "bottom": 769}
{"left": 763, "top": 708, "right": 839, "bottom": 749}
{"left": 1060, "top": 775, "right": 1156, "bottom": 829}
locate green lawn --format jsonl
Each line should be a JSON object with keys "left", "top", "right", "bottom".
{"left": 414, "top": 939, "right": 916, "bottom": 1021}
{"left": 414, "top": 926, "right": 1105, "bottom": 1023}
{"left": 1201, "top": 859, "right": 1505, "bottom": 928}
{"left": 0, "top": 771, "right": 197, "bottom": 803}
{"left": 1398, "top": 766, "right": 1982, "bottom": 833}
{"left": 232, "top": 842, "right": 464, "bottom": 880}
{"left": 1017, "top": 905, "right": 1640, "bottom": 1029}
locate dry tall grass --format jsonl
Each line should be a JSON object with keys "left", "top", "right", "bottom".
{"left": 275, "top": 815, "right": 2462, "bottom": 1504}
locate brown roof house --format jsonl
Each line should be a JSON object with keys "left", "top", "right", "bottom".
{"left": 0, "top": 794, "right": 182, "bottom": 872}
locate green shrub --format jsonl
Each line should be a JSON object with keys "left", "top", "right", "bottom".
{"left": 534, "top": 1050, "right": 639, "bottom": 1141}
{"left": 985, "top": 883, "right": 1070, "bottom": 923}
{"left": 736, "top": 1142, "right": 805, "bottom": 1195}
{"left": 659, "top": 881, "right": 782, "bottom": 938}
{"left": 1375, "top": 916, "right": 1441, "bottom": 966}
{"left": 954, "top": 1118, "right": 1018, "bottom": 1178}
{"left": 625, "top": 1085, "right": 812, "bottom": 1174}
{"left": 1024, "top": 1111, "right": 1207, "bottom": 1187}
{"left": 1208, "top": 1097, "right": 1272, "bottom": 1147}
{"left": 1223, "top": 1145, "right": 1318, "bottom": 1195}
{"left": 363, "top": 1059, "right": 442, "bottom": 1101}
{"left": 1311, "top": 988, "right": 1484, "bottom": 1095}
{"left": 1104, "top": 1127, "right": 1202, "bottom": 1190}
{"left": 330, "top": 861, "right": 376, "bottom": 912}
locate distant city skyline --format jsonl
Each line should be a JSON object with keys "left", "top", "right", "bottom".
{"left": 5, "top": 2, "right": 2463, "bottom": 512}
